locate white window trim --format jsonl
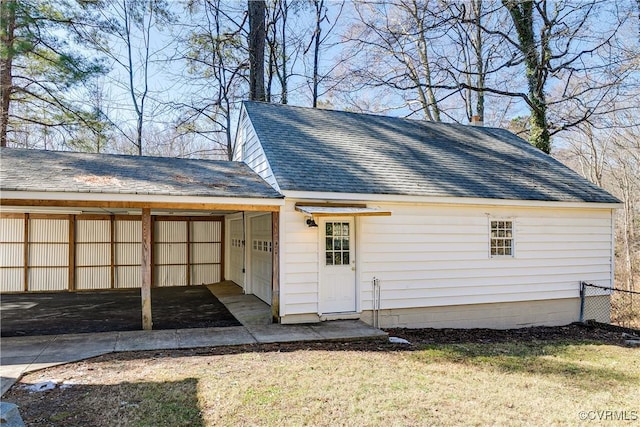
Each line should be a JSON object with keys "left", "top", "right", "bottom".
{"left": 488, "top": 218, "right": 515, "bottom": 258}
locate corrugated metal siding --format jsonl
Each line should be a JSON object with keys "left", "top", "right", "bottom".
{"left": 77, "top": 220, "right": 110, "bottom": 242}
{"left": 29, "top": 243, "right": 68, "bottom": 266}
{"left": 0, "top": 269, "right": 23, "bottom": 292}
{"left": 76, "top": 243, "right": 110, "bottom": 266}
{"left": 116, "top": 243, "right": 141, "bottom": 265}
{"left": 28, "top": 268, "right": 67, "bottom": 291}
{"left": 116, "top": 266, "right": 141, "bottom": 288}
{"left": 0, "top": 218, "right": 24, "bottom": 242}
{"left": 155, "top": 243, "right": 188, "bottom": 264}
{"left": 1, "top": 243, "right": 23, "bottom": 267}
{"left": 29, "top": 219, "right": 68, "bottom": 242}
{"left": 191, "top": 242, "right": 220, "bottom": 264}
{"left": 192, "top": 221, "right": 221, "bottom": 242}
{"left": 155, "top": 265, "right": 187, "bottom": 287}
{"left": 1, "top": 215, "right": 224, "bottom": 292}
{"left": 76, "top": 267, "right": 110, "bottom": 290}
{"left": 155, "top": 221, "right": 186, "bottom": 242}
{"left": 116, "top": 220, "right": 141, "bottom": 242}
{"left": 192, "top": 264, "right": 220, "bottom": 285}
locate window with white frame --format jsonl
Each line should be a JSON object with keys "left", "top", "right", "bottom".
{"left": 252, "top": 240, "right": 272, "bottom": 253}
{"left": 490, "top": 220, "right": 513, "bottom": 257}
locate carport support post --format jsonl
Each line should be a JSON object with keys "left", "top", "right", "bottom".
{"left": 141, "top": 208, "right": 153, "bottom": 330}
{"left": 271, "top": 211, "right": 280, "bottom": 323}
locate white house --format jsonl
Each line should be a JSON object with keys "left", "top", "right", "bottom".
{"left": 0, "top": 101, "right": 620, "bottom": 329}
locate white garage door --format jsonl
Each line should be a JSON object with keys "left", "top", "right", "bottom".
{"left": 250, "top": 214, "right": 272, "bottom": 304}
{"left": 228, "top": 218, "right": 244, "bottom": 286}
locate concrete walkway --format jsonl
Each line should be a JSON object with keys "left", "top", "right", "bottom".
{"left": 1, "top": 282, "right": 387, "bottom": 396}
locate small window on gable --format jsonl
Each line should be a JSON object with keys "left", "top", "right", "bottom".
{"left": 490, "top": 220, "right": 514, "bottom": 257}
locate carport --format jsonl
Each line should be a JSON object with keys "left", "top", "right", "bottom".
{"left": 0, "top": 148, "right": 284, "bottom": 331}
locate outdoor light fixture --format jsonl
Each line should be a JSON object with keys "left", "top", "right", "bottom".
{"left": 306, "top": 218, "right": 318, "bottom": 228}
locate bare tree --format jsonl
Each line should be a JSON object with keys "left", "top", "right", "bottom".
{"left": 78, "top": 0, "right": 174, "bottom": 156}
{"left": 343, "top": 0, "right": 457, "bottom": 120}
{"left": 174, "top": 0, "right": 248, "bottom": 160}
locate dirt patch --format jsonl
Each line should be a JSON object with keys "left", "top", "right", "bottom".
{"left": 1, "top": 285, "right": 240, "bottom": 337}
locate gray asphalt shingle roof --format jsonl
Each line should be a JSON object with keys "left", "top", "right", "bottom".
{"left": 0, "top": 148, "right": 283, "bottom": 199}
{"left": 244, "top": 101, "right": 619, "bottom": 204}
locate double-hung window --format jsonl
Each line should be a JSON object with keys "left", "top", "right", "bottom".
{"left": 490, "top": 220, "right": 514, "bottom": 257}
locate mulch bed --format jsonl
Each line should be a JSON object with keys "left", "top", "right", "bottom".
{"left": 0, "top": 285, "right": 240, "bottom": 337}
{"left": 63, "top": 323, "right": 637, "bottom": 365}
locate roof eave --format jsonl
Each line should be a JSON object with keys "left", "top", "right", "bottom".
{"left": 281, "top": 190, "right": 622, "bottom": 210}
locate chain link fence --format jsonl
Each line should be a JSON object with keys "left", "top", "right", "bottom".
{"left": 580, "top": 282, "right": 640, "bottom": 330}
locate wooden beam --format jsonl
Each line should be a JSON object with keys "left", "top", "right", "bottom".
{"left": 68, "top": 215, "right": 76, "bottom": 291}
{"left": 141, "top": 208, "right": 153, "bottom": 330}
{"left": 220, "top": 218, "right": 225, "bottom": 281}
{"left": 271, "top": 211, "right": 280, "bottom": 323}
{"left": 186, "top": 219, "right": 191, "bottom": 286}
{"left": 110, "top": 215, "right": 116, "bottom": 289}
{"left": 23, "top": 214, "right": 29, "bottom": 292}
{"left": 0, "top": 199, "right": 281, "bottom": 212}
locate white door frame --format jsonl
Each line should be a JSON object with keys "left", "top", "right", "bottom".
{"left": 318, "top": 216, "right": 357, "bottom": 315}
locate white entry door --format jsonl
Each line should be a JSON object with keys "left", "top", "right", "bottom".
{"left": 319, "top": 218, "right": 356, "bottom": 314}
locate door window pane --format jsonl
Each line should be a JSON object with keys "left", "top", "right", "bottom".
{"left": 325, "top": 221, "right": 351, "bottom": 266}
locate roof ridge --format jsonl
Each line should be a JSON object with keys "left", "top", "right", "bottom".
{"left": 0, "top": 146, "right": 235, "bottom": 165}
{"left": 242, "top": 100, "right": 506, "bottom": 131}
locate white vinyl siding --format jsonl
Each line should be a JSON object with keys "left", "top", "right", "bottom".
{"left": 234, "top": 108, "right": 280, "bottom": 191}
{"left": 280, "top": 200, "right": 320, "bottom": 315}
{"left": 359, "top": 204, "right": 613, "bottom": 311}
{"left": 279, "top": 199, "right": 614, "bottom": 318}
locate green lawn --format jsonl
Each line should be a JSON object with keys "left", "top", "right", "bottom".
{"left": 6, "top": 336, "right": 640, "bottom": 426}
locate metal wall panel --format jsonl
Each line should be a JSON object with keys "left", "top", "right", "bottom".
{"left": 76, "top": 267, "right": 111, "bottom": 289}
{"left": 192, "top": 221, "right": 221, "bottom": 242}
{"left": 191, "top": 264, "right": 220, "bottom": 285}
{"left": 155, "top": 243, "right": 188, "bottom": 264}
{"left": 0, "top": 269, "right": 23, "bottom": 292}
{"left": 116, "top": 243, "right": 141, "bottom": 265}
{"left": 76, "top": 243, "right": 110, "bottom": 266}
{"left": 29, "top": 219, "right": 68, "bottom": 242}
{"left": 191, "top": 242, "right": 221, "bottom": 264}
{"left": 29, "top": 243, "right": 68, "bottom": 266}
{"left": 1, "top": 244, "right": 23, "bottom": 267}
{"left": 0, "top": 218, "right": 24, "bottom": 242}
{"left": 115, "top": 266, "right": 141, "bottom": 288}
{"left": 28, "top": 267, "right": 67, "bottom": 291}
{"left": 115, "top": 220, "right": 141, "bottom": 243}
{"left": 155, "top": 221, "right": 186, "bottom": 242}
{"left": 155, "top": 265, "right": 187, "bottom": 287}
{"left": 77, "top": 220, "right": 110, "bottom": 242}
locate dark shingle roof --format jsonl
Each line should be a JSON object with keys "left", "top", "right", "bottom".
{"left": 0, "top": 148, "right": 282, "bottom": 199}
{"left": 244, "top": 101, "right": 619, "bottom": 204}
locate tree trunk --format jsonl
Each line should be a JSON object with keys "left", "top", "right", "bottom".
{"left": 0, "top": 0, "right": 16, "bottom": 147}
{"left": 503, "top": 0, "right": 551, "bottom": 153}
{"left": 312, "top": 0, "right": 323, "bottom": 108}
{"left": 248, "top": 0, "right": 266, "bottom": 101}
{"left": 472, "top": 0, "right": 485, "bottom": 122}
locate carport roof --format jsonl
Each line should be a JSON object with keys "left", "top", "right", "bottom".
{"left": 0, "top": 148, "right": 283, "bottom": 199}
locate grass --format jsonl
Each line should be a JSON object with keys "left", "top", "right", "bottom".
{"left": 5, "top": 340, "right": 640, "bottom": 426}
